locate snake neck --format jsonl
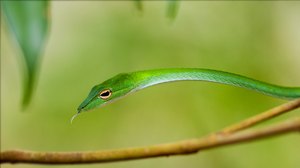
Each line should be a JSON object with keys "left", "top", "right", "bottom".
{"left": 130, "top": 68, "right": 300, "bottom": 99}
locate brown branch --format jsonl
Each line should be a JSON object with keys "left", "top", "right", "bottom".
{"left": 220, "top": 99, "right": 300, "bottom": 134}
{"left": 1, "top": 118, "right": 300, "bottom": 164}
{"left": 1, "top": 99, "right": 300, "bottom": 165}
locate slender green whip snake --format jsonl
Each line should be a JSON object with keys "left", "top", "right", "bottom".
{"left": 74, "top": 68, "right": 300, "bottom": 120}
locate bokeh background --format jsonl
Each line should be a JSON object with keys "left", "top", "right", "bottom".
{"left": 1, "top": 1, "right": 300, "bottom": 168}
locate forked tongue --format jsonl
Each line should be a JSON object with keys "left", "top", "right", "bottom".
{"left": 70, "top": 112, "right": 80, "bottom": 124}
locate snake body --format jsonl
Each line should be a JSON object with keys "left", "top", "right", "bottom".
{"left": 77, "top": 68, "right": 300, "bottom": 113}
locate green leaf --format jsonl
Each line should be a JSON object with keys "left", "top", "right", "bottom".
{"left": 166, "top": 0, "right": 180, "bottom": 21}
{"left": 2, "top": 1, "right": 49, "bottom": 108}
{"left": 134, "top": 0, "right": 143, "bottom": 12}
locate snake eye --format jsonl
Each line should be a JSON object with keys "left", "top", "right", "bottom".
{"left": 98, "top": 89, "right": 112, "bottom": 100}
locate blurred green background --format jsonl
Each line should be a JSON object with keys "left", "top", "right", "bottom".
{"left": 1, "top": 1, "right": 300, "bottom": 168}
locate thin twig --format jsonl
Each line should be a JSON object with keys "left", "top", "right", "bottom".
{"left": 1, "top": 118, "right": 299, "bottom": 165}
{"left": 220, "top": 99, "right": 300, "bottom": 134}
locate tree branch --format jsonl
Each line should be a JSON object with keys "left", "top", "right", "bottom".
{"left": 1, "top": 99, "right": 300, "bottom": 165}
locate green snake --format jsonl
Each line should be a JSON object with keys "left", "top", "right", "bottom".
{"left": 73, "top": 68, "right": 300, "bottom": 121}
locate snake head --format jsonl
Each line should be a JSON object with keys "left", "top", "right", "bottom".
{"left": 77, "top": 73, "right": 136, "bottom": 113}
